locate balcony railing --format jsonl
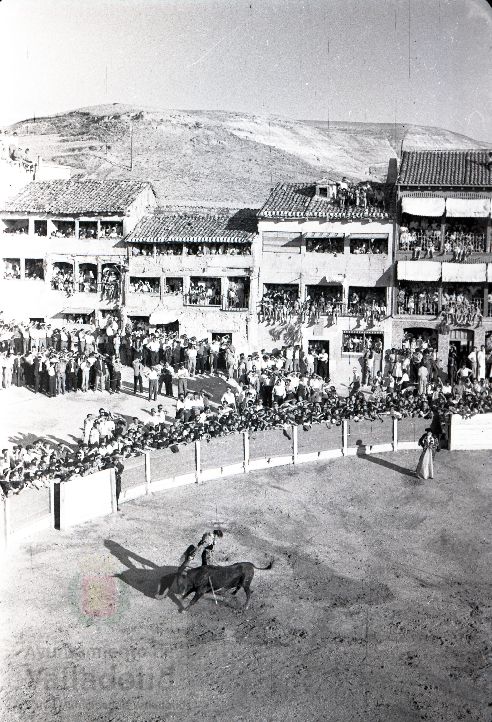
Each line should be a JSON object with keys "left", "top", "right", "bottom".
{"left": 183, "top": 292, "right": 221, "bottom": 307}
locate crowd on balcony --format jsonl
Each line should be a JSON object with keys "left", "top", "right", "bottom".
{"left": 100, "top": 268, "right": 121, "bottom": 301}
{"left": 2, "top": 259, "right": 21, "bottom": 280}
{"left": 25, "top": 260, "right": 44, "bottom": 280}
{"left": 78, "top": 267, "right": 98, "bottom": 293}
{"left": 130, "top": 278, "right": 160, "bottom": 294}
{"left": 347, "top": 290, "right": 387, "bottom": 324}
{"left": 349, "top": 238, "right": 387, "bottom": 255}
{"left": 51, "top": 267, "right": 75, "bottom": 295}
{"left": 441, "top": 287, "right": 484, "bottom": 326}
{"left": 187, "top": 280, "right": 221, "bottom": 306}
{"left": 3, "top": 221, "right": 29, "bottom": 235}
{"left": 303, "top": 289, "right": 343, "bottom": 324}
{"left": 397, "top": 284, "right": 440, "bottom": 316}
{"left": 399, "top": 219, "right": 486, "bottom": 260}
{"left": 306, "top": 237, "right": 344, "bottom": 254}
{"left": 186, "top": 243, "right": 251, "bottom": 256}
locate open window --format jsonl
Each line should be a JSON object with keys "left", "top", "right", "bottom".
{"left": 2, "top": 258, "right": 21, "bottom": 279}
{"left": 3, "top": 219, "right": 28, "bottom": 235}
{"left": 25, "top": 259, "right": 44, "bottom": 280}
{"left": 129, "top": 276, "right": 160, "bottom": 294}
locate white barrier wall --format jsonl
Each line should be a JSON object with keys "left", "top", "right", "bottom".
{"left": 57, "top": 469, "right": 116, "bottom": 530}
{"left": 449, "top": 413, "right": 492, "bottom": 451}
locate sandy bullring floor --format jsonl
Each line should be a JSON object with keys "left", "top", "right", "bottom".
{"left": 0, "top": 450, "right": 490, "bottom": 722}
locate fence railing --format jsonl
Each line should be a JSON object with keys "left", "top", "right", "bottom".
{"left": 5, "top": 413, "right": 491, "bottom": 550}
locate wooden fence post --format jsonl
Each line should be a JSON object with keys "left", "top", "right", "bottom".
{"left": 292, "top": 425, "right": 298, "bottom": 464}
{"left": 243, "top": 431, "right": 250, "bottom": 473}
{"left": 393, "top": 417, "right": 398, "bottom": 452}
{"left": 109, "top": 469, "right": 117, "bottom": 514}
{"left": 195, "top": 440, "right": 202, "bottom": 484}
{"left": 342, "top": 419, "right": 348, "bottom": 455}
{"left": 144, "top": 452, "right": 151, "bottom": 494}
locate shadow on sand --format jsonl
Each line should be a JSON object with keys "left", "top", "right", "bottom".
{"left": 355, "top": 444, "right": 418, "bottom": 479}
{"left": 104, "top": 539, "right": 184, "bottom": 609}
{"left": 104, "top": 539, "right": 242, "bottom": 612}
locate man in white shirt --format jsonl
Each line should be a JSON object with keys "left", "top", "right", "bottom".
{"left": 177, "top": 364, "right": 189, "bottom": 396}
{"left": 477, "top": 345, "right": 486, "bottom": 380}
{"left": 467, "top": 347, "right": 478, "bottom": 378}
{"left": 221, "top": 388, "right": 236, "bottom": 408}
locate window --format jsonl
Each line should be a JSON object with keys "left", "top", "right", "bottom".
{"left": 306, "top": 235, "right": 344, "bottom": 254}
{"left": 349, "top": 235, "right": 388, "bottom": 255}
{"left": 444, "top": 218, "right": 487, "bottom": 255}
{"left": 342, "top": 332, "right": 383, "bottom": 355}
{"left": 25, "top": 259, "right": 44, "bottom": 280}
{"left": 226, "top": 277, "right": 250, "bottom": 309}
{"left": 2, "top": 219, "right": 28, "bottom": 234}
{"left": 396, "top": 282, "right": 439, "bottom": 315}
{"left": 187, "top": 277, "right": 221, "bottom": 305}
{"left": 163, "top": 277, "right": 183, "bottom": 295}
{"left": 2, "top": 258, "right": 21, "bottom": 279}
{"left": 78, "top": 263, "right": 98, "bottom": 293}
{"left": 131, "top": 243, "right": 154, "bottom": 256}
{"left": 156, "top": 243, "right": 183, "bottom": 256}
{"left": 129, "top": 276, "right": 160, "bottom": 294}
{"left": 347, "top": 287, "right": 387, "bottom": 318}
{"left": 34, "top": 220, "right": 47, "bottom": 236}
{"left": 262, "top": 232, "right": 302, "bottom": 253}
{"left": 79, "top": 221, "right": 98, "bottom": 240}
{"left": 100, "top": 221, "right": 123, "bottom": 239}
{"left": 51, "top": 262, "right": 74, "bottom": 291}
{"left": 51, "top": 220, "right": 75, "bottom": 238}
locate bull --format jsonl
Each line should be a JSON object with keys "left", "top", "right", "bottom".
{"left": 156, "top": 560, "right": 274, "bottom": 610}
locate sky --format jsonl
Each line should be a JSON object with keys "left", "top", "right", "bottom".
{"left": 1, "top": 0, "right": 491, "bottom": 141}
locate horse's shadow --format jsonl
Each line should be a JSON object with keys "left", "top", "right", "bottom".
{"left": 104, "top": 539, "right": 184, "bottom": 609}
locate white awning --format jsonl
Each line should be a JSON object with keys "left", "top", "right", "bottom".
{"left": 62, "top": 306, "right": 95, "bottom": 315}
{"left": 446, "top": 198, "right": 491, "bottom": 218}
{"left": 441, "top": 263, "right": 486, "bottom": 283}
{"left": 397, "top": 261, "right": 441, "bottom": 281}
{"left": 401, "top": 197, "right": 445, "bottom": 217}
{"left": 149, "top": 307, "right": 179, "bottom": 325}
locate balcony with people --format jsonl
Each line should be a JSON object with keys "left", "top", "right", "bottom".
{"left": 184, "top": 277, "right": 222, "bottom": 306}
{"left": 1, "top": 218, "right": 29, "bottom": 235}
{"left": 78, "top": 263, "right": 98, "bottom": 293}
{"left": 2, "top": 258, "right": 21, "bottom": 280}
{"left": 51, "top": 262, "right": 75, "bottom": 295}
{"left": 223, "top": 277, "right": 250, "bottom": 311}
{"left": 258, "top": 284, "right": 300, "bottom": 323}
{"left": 398, "top": 214, "right": 489, "bottom": 262}
{"left": 129, "top": 276, "right": 160, "bottom": 296}
{"left": 51, "top": 220, "right": 76, "bottom": 238}
{"left": 24, "top": 258, "right": 44, "bottom": 281}
{"left": 162, "top": 277, "right": 183, "bottom": 295}
{"left": 396, "top": 282, "right": 440, "bottom": 316}
{"left": 441, "top": 284, "right": 486, "bottom": 324}
{"left": 305, "top": 234, "right": 344, "bottom": 255}
{"left": 303, "top": 285, "right": 343, "bottom": 324}
{"left": 345, "top": 287, "right": 387, "bottom": 323}
{"left": 78, "top": 221, "right": 98, "bottom": 240}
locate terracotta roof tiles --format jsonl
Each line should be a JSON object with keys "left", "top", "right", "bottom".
{"left": 2, "top": 179, "right": 153, "bottom": 215}
{"left": 398, "top": 150, "right": 492, "bottom": 187}
{"left": 127, "top": 209, "right": 257, "bottom": 244}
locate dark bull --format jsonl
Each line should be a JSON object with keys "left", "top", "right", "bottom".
{"left": 156, "top": 560, "right": 274, "bottom": 610}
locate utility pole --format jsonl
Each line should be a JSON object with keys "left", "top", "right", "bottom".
{"left": 130, "top": 123, "right": 133, "bottom": 172}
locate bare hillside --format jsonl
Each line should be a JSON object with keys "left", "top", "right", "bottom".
{"left": 7, "top": 105, "right": 489, "bottom": 207}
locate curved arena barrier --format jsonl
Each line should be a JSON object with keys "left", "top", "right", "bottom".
{"left": 1, "top": 413, "right": 491, "bottom": 551}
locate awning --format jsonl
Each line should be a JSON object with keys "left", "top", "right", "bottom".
{"left": 165, "top": 235, "right": 251, "bottom": 244}
{"left": 402, "top": 197, "right": 445, "bottom": 217}
{"left": 349, "top": 233, "right": 389, "bottom": 239}
{"left": 149, "top": 307, "right": 179, "bottom": 325}
{"left": 397, "top": 261, "right": 441, "bottom": 281}
{"left": 62, "top": 307, "right": 95, "bottom": 315}
{"left": 304, "top": 232, "right": 345, "bottom": 239}
{"left": 441, "top": 263, "right": 486, "bottom": 283}
{"left": 446, "top": 198, "right": 491, "bottom": 218}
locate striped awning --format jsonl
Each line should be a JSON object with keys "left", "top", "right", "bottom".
{"left": 442, "top": 263, "right": 486, "bottom": 283}
{"left": 397, "top": 261, "right": 441, "bottom": 281}
{"left": 304, "top": 232, "right": 345, "bottom": 239}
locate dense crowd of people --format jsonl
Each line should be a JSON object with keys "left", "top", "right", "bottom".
{"left": 3, "top": 350, "right": 492, "bottom": 498}
{"left": 397, "top": 284, "right": 486, "bottom": 324}
{"left": 399, "top": 220, "right": 486, "bottom": 259}
{"left": 322, "top": 178, "right": 387, "bottom": 211}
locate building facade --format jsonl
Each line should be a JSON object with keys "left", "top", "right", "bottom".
{"left": 124, "top": 208, "right": 259, "bottom": 349}
{"left": 393, "top": 149, "right": 492, "bottom": 371}
{"left": 256, "top": 180, "right": 395, "bottom": 383}
{"left": 0, "top": 179, "right": 156, "bottom": 324}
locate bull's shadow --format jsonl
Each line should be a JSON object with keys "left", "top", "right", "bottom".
{"left": 104, "top": 539, "right": 182, "bottom": 608}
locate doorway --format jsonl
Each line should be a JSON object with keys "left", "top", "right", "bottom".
{"left": 308, "top": 340, "right": 330, "bottom": 379}
{"left": 449, "top": 329, "right": 474, "bottom": 368}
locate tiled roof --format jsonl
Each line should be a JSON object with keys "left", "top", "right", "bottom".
{"left": 398, "top": 150, "right": 492, "bottom": 187}
{"left": 258, "top": 183, "right": 392, "bottom": 220}
{"left": 127, "top": 209, "right": 257, "bottom": 244}
{"left": 2, "top": 179, "right": 153, "bottom": 214}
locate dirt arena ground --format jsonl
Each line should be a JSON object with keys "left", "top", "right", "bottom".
{"left": 0, "top": 449, "right": 490, "bottom": 722}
